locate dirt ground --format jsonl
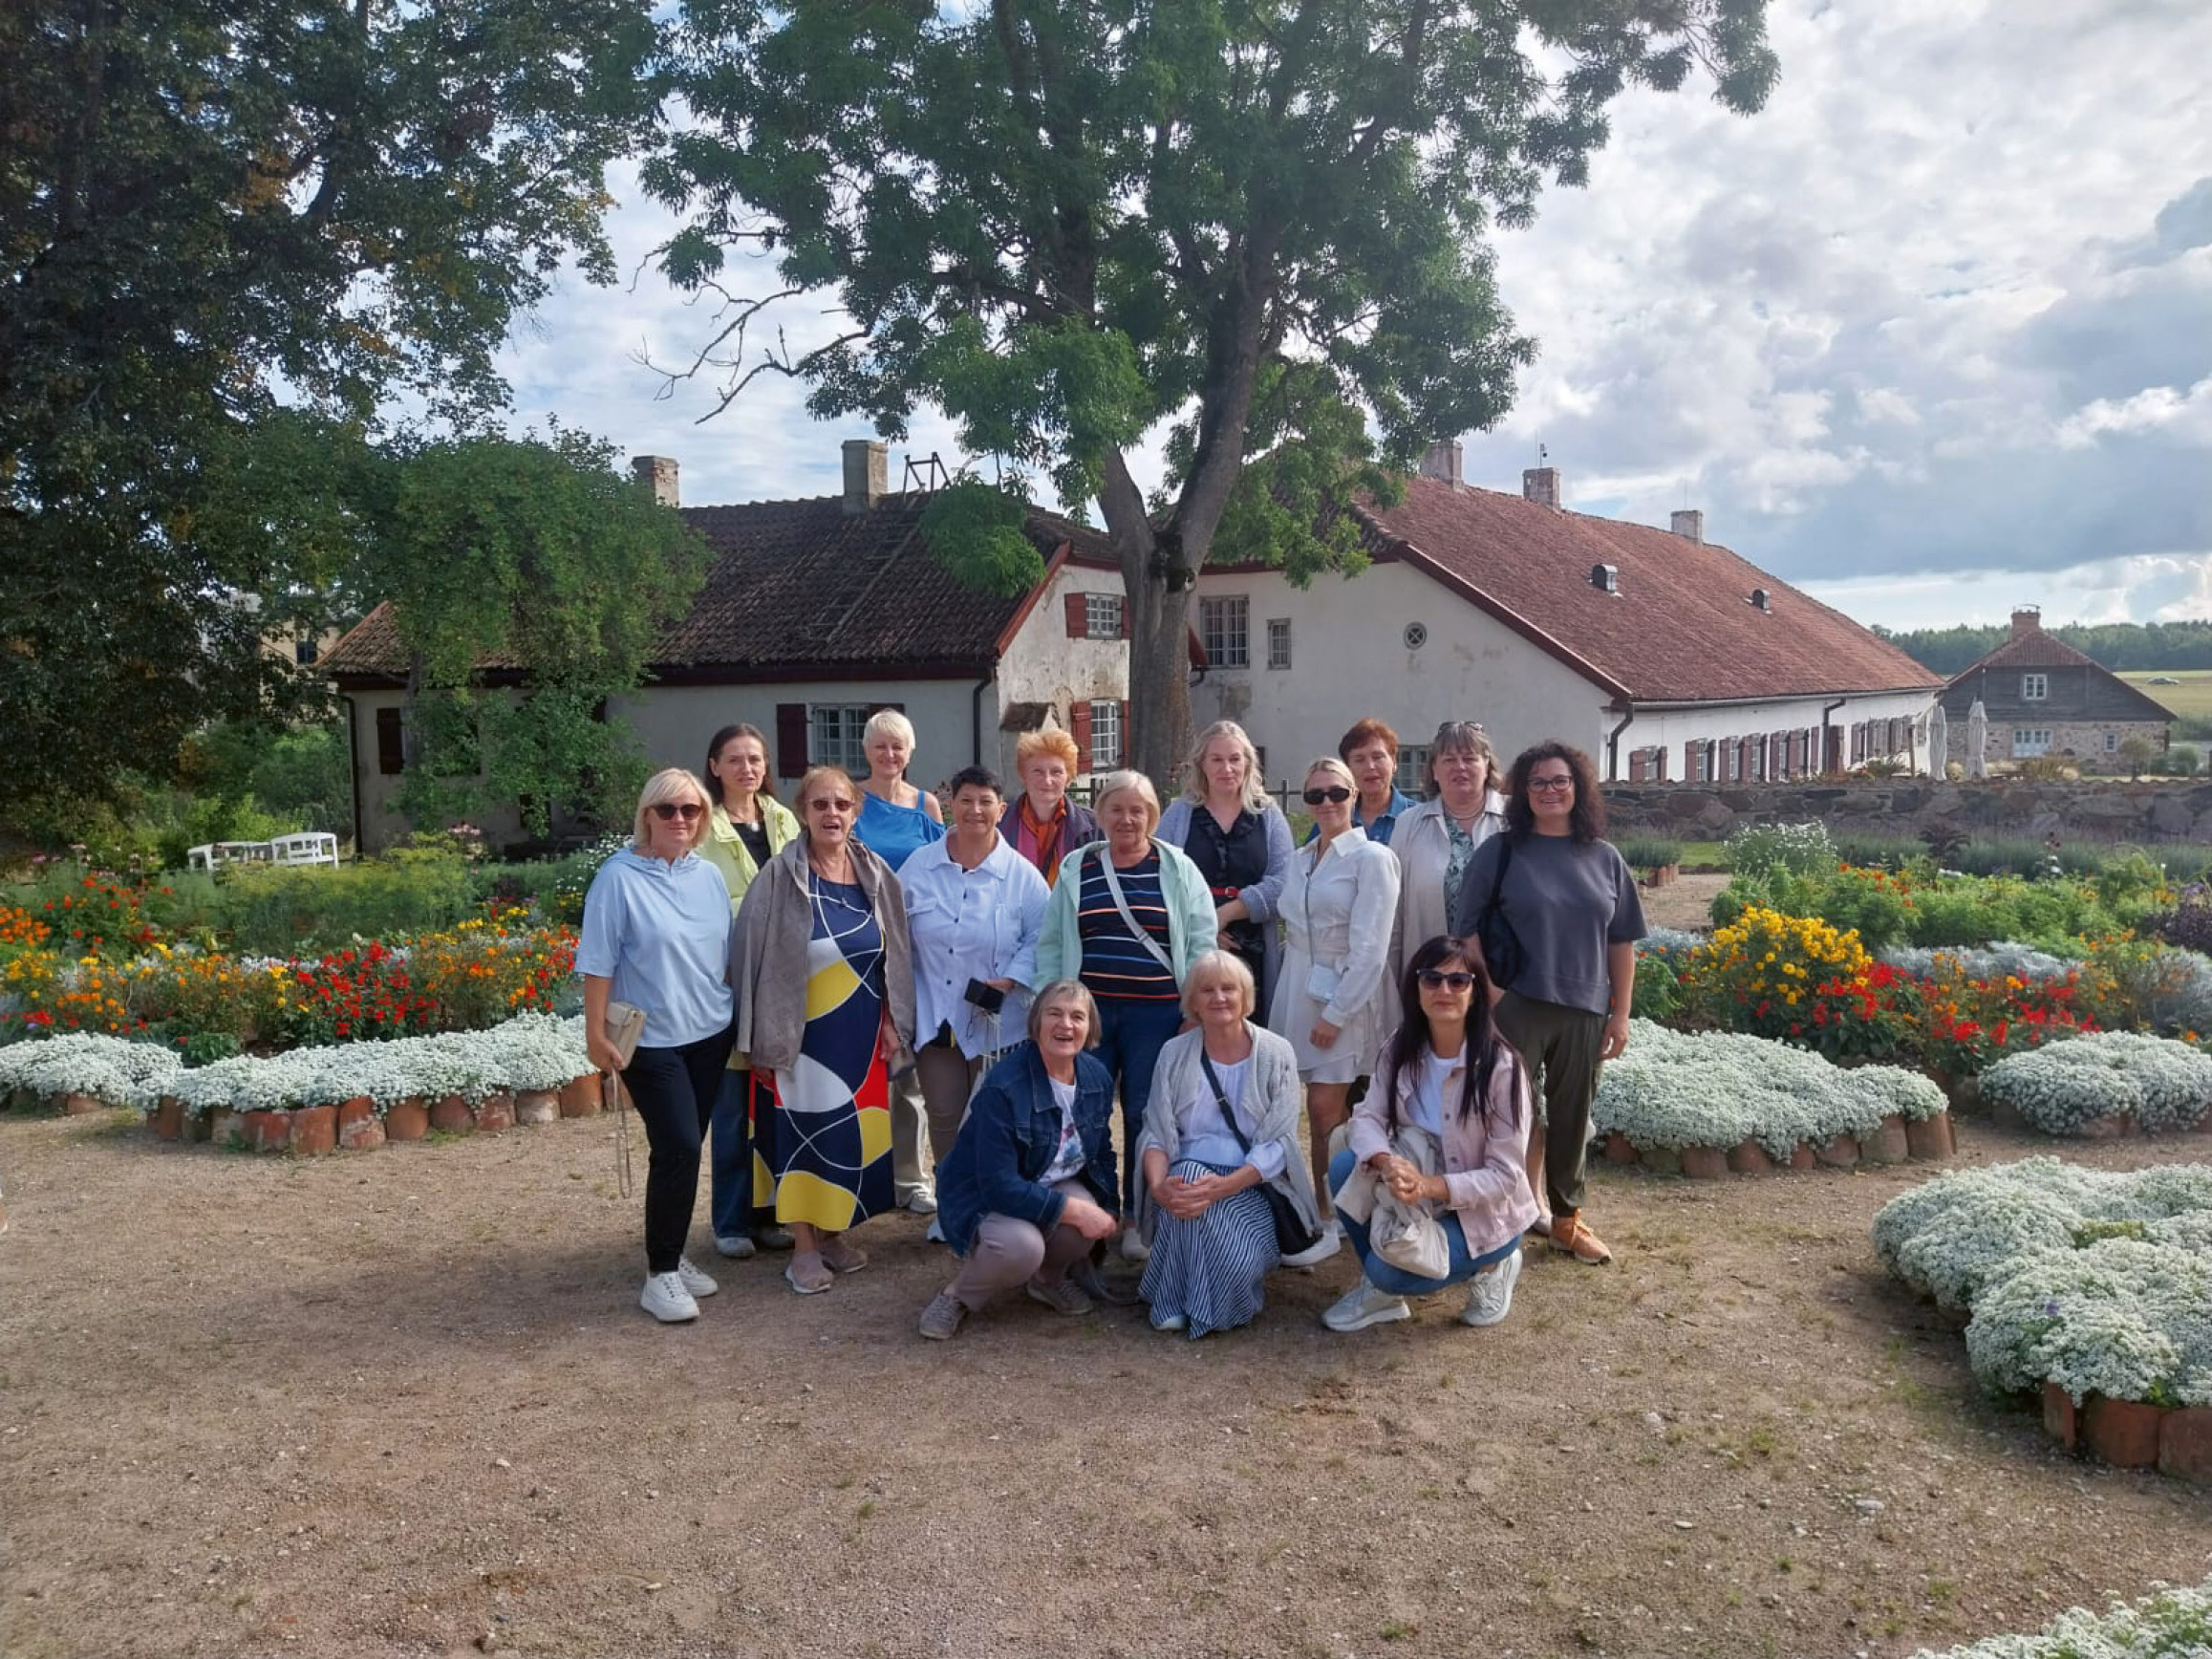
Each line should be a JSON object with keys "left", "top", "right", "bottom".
{"left": 1637, "top": 872, "right": 1728, "bottom": 934}
{"left": 5, "top": 1098, "right": 2212, "bottom": 1659}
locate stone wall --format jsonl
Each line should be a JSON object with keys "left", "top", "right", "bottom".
{"left": 1600, "top": 778, "right": 2212, "bottom": 844}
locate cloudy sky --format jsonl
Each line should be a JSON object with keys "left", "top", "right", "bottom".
{"left": 494, "top": 0, "right": 2212, "bottom": 634}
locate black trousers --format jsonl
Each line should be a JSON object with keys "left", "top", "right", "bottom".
{"left": 625, "top": 1027, "right": 737, "bottom": 1273}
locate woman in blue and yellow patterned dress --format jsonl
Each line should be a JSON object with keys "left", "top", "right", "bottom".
{"left": 731, "top": 765, "right": 918, "bottom": 1295}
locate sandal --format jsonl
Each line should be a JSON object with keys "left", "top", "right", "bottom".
{"left": 1549, "top": 1212, "right": 1613, "bottom": 1265}
{"left": 784, "top": 1252, "right": 834, "bottom": 1295}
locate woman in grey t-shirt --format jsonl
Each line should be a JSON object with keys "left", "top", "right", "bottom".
{"left": 1450, "top": 741, "right": 1645, "bottom": 1265}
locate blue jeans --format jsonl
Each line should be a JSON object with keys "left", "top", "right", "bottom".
{"left": 1327, "top": 1148, "right": 1517, "bottom": 1297}
{"left": 709, "top": 1069, "right": 775, "bottom": 1241}
{"left": 1093, "top": 996, "right": 1186, "bottom": 1210}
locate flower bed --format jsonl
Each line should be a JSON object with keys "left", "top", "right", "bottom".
{"left": 0, "top": 1012, "right": 603, "bottom": 1153}
{"left": 1592, "top": 1020, "right": 1953, "bottom": 1176}
{"left": 1977, "top": 1033, "right": 2212, "bottom": 1138}
{"left": 1908, "top": 1579, "right": 2212, "bottom": 1658}
{"left": 1873, "top": 1157, "right": 2212, "bottom": 1479}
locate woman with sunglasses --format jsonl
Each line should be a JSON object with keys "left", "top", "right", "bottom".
{"left": 1388, "top": 722, "right": 1507, "bottom": 981}
{"left": 1271, "top": 757, "right": 1401, "bottom": 1242}
{"left": 1321, "top": 937, "right": 1539, "bottom": 1333}
{"left": 1448, "top": 741, "right": 1644, "bottom": 1266}
{"left": 579, "top": 768, "right": 738, "bottom": 1324}
{"left": 731, "top": 765, "right": 918, "bottom": 1295}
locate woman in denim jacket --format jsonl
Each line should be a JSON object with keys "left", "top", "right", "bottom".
{"left": 919, "top": 980, "right": 1121, "bottom": 1340}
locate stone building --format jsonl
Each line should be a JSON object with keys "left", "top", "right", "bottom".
{"left": 1941, "top": 608, "right": 2174, "bottom": 774}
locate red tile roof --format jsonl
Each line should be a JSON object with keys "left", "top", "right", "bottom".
{"left": 321, "top": 496, "right": 1118, "bottom": 682}
{"left": 1955, "top": 629, "right": 2099, "bottom": 672}
{"left": 1354, "top": 478, "right": 1942, "bottom": 703}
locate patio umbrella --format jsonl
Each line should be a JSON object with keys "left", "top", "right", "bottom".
{"left": 1965, "top": 699, "right": 1987, "bottom": 778}
{"left": 1926, "top": 704, "right": 1947, "bottom": 776}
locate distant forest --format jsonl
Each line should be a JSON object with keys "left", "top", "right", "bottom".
{"left": 1878, "top": 620, "right": 2212, "bottom": 677}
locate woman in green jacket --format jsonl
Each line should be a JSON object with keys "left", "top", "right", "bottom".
{"left": 698, "top": 722, "right": 802, "bottom": 1259}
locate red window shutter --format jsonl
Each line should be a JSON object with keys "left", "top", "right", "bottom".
{"left": 775, "top": 702, "right": 807, "bottom": 778}
{"left": 1064, "top": 592, "right": 1086, "bottom": 637}
{"left": 1683, "top": 742, "right": 1696, "bottom": 783}
{"left": 1117, "top": 700, "right": 1129, "bottom": 765}
{"left": 1118, "top": 599, "right": 1130, "bottom": 639}
{"left": 376, "top": 706, "right": 404, "bottom": 775}
{"left": 1628, "top": 749, "right": 1645, "bottom": 784}
{"left": 1069, "top": 700, "right": 1092, "bottom": 765}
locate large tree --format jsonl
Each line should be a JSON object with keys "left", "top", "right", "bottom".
{"left": 0, "top": 0, "right": 666, "bottom": 808}
{"left": 647, "top": 0, "right": 1777, "bottom": 780}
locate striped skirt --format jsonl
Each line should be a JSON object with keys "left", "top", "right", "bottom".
{"left": 1139, "top": 1159, "right": 1281, "bottom": 1339}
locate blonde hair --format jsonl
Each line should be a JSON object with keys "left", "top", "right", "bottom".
{"left": 1303, "top": 755, "right": 1355, "bottom": 792}
{"left": 1017, "top": 727, "right": 1082, "bottom": 774}
{"left": 1026, "top": 979, "right": 1102, "bottom": 1048}
{"left": 864, "top": 707, "right": 917, "bottom": 755}
{"left": 792, "top": 765, "right": 861, "bottom": 839}
{"left": 1179, "top": 949, "right": 1256, "bottom": 1021}
{"left": 1091, "top": 769, "right": 1162, "bottom": 830}
{"left": 1184, "top": 720, "right": 1273, "bottom": 814}
{"left": 632, "top": 767, "right": 714, "bottom": 852}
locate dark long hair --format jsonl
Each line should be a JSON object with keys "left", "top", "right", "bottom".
{"left": 1379, "top": 937, "right": 1520, "bottom": 1132}
{"left": 1502, "top": 740, "right": 1604, "bottom": 842}
{"left": 703, "top": 722, "right": 778, "bottom": 807}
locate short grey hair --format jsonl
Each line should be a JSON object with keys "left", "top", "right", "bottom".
{"left": 1179, "top": 949, "right": 1256, "bottom": 1021}
{"left": 1091, "top": 769, "right": 1162, "bottom": 830}
{"left": 1026, "top": 980, "right": 1102, "bottom": 1048}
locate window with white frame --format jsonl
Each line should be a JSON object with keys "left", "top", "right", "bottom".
{"left": 2105, "top": 732, "right": 2119, "bottom": 752}
{"left": 1198, "top": 595, "right": 1250, "bottom": 668}
{"left": 810, "top": 704, "right": 873, "bottom": 773}
{"left": 1395, "top": 745, "right": 1430, "bottom": 796}
{"left": 1084, "top": 592, "right": 1124, "bottom": 639}
{"left": 2021, "top": 673, "right": 2049, "bottom": 700}
{"left": 1087, "top": 699, "right": 1123, "bottom": 771}
{"left": 2013, "top": 728, "right": 2053, "bottom": 757}
{"left": 1265, "top": 616, "right": 1292, "bottom": 670}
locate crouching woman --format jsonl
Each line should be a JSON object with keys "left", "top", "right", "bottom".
{"left": 918, "top": 980, "right": 1121, "bottom": 1340}
{"left": 1137, "top": 950, "right": 1322, "bottom": 1339}
{"left": 1323, "top": 937, "right": 1540, "bottom": 1333}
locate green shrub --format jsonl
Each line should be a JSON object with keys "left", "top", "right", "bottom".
{"left": 1615, "top": 835, "right": 1683, "bottom": 872}
{"left": 211, "top": 846, "right": 475, "bottom": 954}
{"left": 1632, "top": 950, "right": 1683, "bottom": 1022}
{"left": 1724, "top": 820, "right": 1836, "bottom": 878}
{"left": 2167, "top": 743, "right": 2201, "bottom": 777}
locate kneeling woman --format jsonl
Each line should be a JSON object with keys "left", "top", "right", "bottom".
{"left": 919, "top": 980, "right": 1121, "bottom": 1340}
{"left": 1323, "top": 937, "right": 1539, "bottom": 1333}
{"left": 1138, "top": 951, "right": 1321, "bottom": 1339}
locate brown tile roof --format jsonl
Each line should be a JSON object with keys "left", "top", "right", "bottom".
{"left": 321, "top": 496, "right": 1118, "bottom": 682}
{"left": 1956, "top": 629, "right": 2099, "bottom": 672}
{"left": 1354, "top": 478, "right": 1943, "bottom": 702}
{"left": 1944, "top": 629, "right": 2177, "bottom": 722}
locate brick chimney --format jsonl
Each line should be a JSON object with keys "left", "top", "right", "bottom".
{"left": 842, "top": 439, "right": 888, "bottom": 514}
{"left": 632, "top": 454, "right": 678, "bottom": 507}
{"left": 1420, "top": 440, "right": 1464, "bottom": 487}
{"left": 1522, "top": 466, "right": 1561, "bottom": 509}
{"left": 2010, "top": 605, "right": 2042, "bottom": 640}
{"left": 1670, "top": 508, "right": 1704, "bottom": 544}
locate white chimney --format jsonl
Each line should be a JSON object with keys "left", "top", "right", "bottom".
{"left": 842, "top": 439, "right": 888, "bottom": 514}
{"left": 1523, "top": 466, "right": 1561, "bottom": 509}
{"left": 1670, "top": 508, "right": 1704, "bottom": 543}
{"left": 1419, "top": 440, "right": 1464, "bottom": 487}
{"left": 633, "top": 454, "right": 678, "bottom": 507}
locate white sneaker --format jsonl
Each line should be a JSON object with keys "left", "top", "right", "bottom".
{"left": 713, "top": 1234, "right": 758, "bottom": 1260}
{"left": 904, "top": 1188, "right": 939, "bottom": 1215}
{"left": 1460, "top": 1247, "right": 1523, "bottom": 1327}
{"left": 1119, "top": 1229, "right": 1150, "bottom": 1263}
{"left": 1150, "top": 1309, "right": 1188, "bottom": 1333}
{"left": 924, "top": 1217, "right": 946, "bottom": 1243}
{"left": 1280, "top": 1227, "right": 1342, "bottom": 1270}
{"left": 1322, "top": 1279, "right": 1411, "bottom": 1333}
{"left": 640, "top": 1271, "right": 700, "bottom": 1324}
{"left": 675, "top": 1257, "right": 719, "bottom": 1298}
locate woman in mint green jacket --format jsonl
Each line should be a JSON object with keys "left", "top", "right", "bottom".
{"left": 698, "top": 723, "right": 802, "bottom": 1259}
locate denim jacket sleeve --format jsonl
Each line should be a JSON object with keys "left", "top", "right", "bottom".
{"left": 968, "top": 1070, "right": 1071, "bottom": 1233}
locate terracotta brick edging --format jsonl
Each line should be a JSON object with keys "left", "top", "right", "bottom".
{"left": 2042, "top": 1384, "right": 2212, "bottom": 1482}
{"left": 138, "top": 1075, "right": 603, "bottom": 1157}
{"left": 1599, "top": 1111, "right": 1957, "bottom": 1179}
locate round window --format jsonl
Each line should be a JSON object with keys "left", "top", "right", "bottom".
{"left": 1404, "top": 622, "right": 1428, "bottom": 650}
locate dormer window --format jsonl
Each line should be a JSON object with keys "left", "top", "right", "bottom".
{"left": 2021, "top": 673, "right": 2048, "bottom": 701}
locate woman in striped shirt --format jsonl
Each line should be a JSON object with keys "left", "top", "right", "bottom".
{"left": 1035, "top": 770, "right": 1216, "bottom": 1259}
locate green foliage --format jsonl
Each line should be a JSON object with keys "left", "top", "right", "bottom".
{"left": 1615, "top": 836, "right": 1685, "bottom": 872}
{"left": 182, "top": 722, "right": 353, "bottom": 841}
{"left": 2167, "top": 743, "right": 2201, "bottom": 778}
{"left": 1633, "top": 951, "right": 1684, "bottom": 1023}
{"left": 1714, "top": 862, "right": 2151, "bottom": 957}
{"left": 919, "top": 483, "right": 1045, "bottom": 597}
{"left": 1724, "top": 821, "right": 1836, "bottom": 878}
{"left": 1881, "top": 618, "right": 2212, "bottom": 676}
{"left": 212, "top": 848, "right": 476, "bottom": 956}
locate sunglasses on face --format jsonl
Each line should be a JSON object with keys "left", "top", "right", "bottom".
{"left": 1528, "top": 776, "right": 1575, "bottom": 794}
{"left": 807, "top": 796, "right": 853, "bottom": 815}
{"left": 1302, "top": 786, "right": 1353, "bottom": 805}
{"left": 651, "top": 802, "right": 704, "bottom": 822}
{"left": 1419, "top": 969, "right": 1476, "bottom": 990}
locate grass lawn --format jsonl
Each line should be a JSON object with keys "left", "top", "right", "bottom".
{"left": 2118, "top": 669, "right": 2212, "bottom": 735}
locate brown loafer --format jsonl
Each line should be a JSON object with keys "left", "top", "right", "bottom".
{"left": 1550, "top": 1212, "right": 1613, "bottom": 1265}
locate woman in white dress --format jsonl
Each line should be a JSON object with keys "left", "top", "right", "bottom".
{"left": 1270, "top": 756, "right": 1402, "bottom": 1233}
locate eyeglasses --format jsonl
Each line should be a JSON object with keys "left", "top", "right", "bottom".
{"left": 650, "top": 802, "right": 705, "bottom": 822}
{"left": 1528, "top": 776, "right": 1576, "bottom": 794}
{"left": 1419, "top": 970, "right": 1476, "bottom": 990}
{"left": 1302, "top": 786, "right": 1353, "bottom": 805}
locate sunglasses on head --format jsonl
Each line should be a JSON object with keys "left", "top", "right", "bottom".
{"left": 1419, "top": 969, "right": 1476, "bottom": 990}
{"left": 650, "top": 802, "right": 704, "bottom": 821}
{"left": 1302, "top": 785, "right": 1353, "bottom": 805}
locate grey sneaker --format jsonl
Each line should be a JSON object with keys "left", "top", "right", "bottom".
{"left": 1118, "top": 1229, "right": 1150, "bottom": 1263}
{"left": 713, "top": 1234, "right": 759, "bottom": 1260}
{"left": 675, "top": 1257, "right": 719, "bottom": 1298}
{"left": 1025, "top": 1275, "right": 1093, "bottom": 1316}
{"left": 640, "top": 1271, "right": 699, "bottom": 1323}
{"left": 819, "top": 1234, "right": 869, "bottom": 1275}
{"left": 1321, "top": 1279, "right": 1412, "bottom": 1333}
{"left": 904, "top": 1188, "right": 939, "bottom": 1215}
{"left": 1149, "top": 1309, "right": 1188, "bottom": 1332}
{"left": 755, "top": 1225, "right": 796, "bottom": 1251}
{"left": 1460, "top": 1247, "right": 1523, "bottom": 1327}
{"left": 918, "top": 1290, "right": 967, "bottom": 1341}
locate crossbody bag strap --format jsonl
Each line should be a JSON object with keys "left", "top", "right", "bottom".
{"left": 1099, "top": 847, "right": 1175, "bottom": 973}
{"left": 1196, "top": 1049, "right": 1254, "bottom": 1153}
{"left": 1482, "top": 831, "right": 1514, "bottom": 922}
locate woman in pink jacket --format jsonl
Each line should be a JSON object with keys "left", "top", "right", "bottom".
{"left": 1322, "top": 936, "right": 1540, "bottom": 1333}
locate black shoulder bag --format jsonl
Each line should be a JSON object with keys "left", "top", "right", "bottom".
{"left": 1198, "top": 1049, "right": 1323, "bottom": 1257}
{"left": 1471, "top": 834, "right": 1526, "bottom": 991}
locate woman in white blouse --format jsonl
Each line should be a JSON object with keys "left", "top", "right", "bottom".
{"left": 899, "top": 765, "right": 1051, "bottom": 1184}
{"left": 1136, "top": 951, "right": 1321, "bottom": 1338}
{"left": 1272, "top": 756, "right": 1402, "bottom": 1236}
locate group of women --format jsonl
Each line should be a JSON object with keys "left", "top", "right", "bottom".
{"left": 576, "top": 711, "right": 1645, "bottom": 1341}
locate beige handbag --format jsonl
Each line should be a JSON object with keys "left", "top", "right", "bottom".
{"left": 602, "top": 1002, "right": 647, "bottom": 1195}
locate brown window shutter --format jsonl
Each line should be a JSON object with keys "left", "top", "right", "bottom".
{"left": 1117, "top": 700, "right": 1129, "bottom": 765}
{"left": 1628, "top": 748, "right": 1646, "bottom": 784}
{"left": 1118, "top": 599, "right": 1130, "bottom": 640}
{"left": 376, "top": 706, "right": 404, "bottom": 775}
{"left": 775, "top": 702, "right": 808, "bottom": 778}
{"left": 1064, "top": 592, "right": 1086, "bottom": 637}
{"left": 870, "top": 700, "right": 905, "bottom": 716}
{"left": 1069, "top": 700, "right": 1092, "bottom": 765}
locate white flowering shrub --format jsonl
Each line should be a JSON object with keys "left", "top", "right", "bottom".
{"left": 1593, "top": 1019, "right": 1944, "bottom": 1158}
{"left": 1875, "top": 1157, "right": 2212, "bottom": 1408}
{"left": 1908, "top": 1580, "right": 2212, "bottom": 1659}
{"left": 1637, "top": 926, "right": 1707, "bottom": 962}
{"left": 1725, "top": 820, "right": 1835, "bottom": 877}
{"left": 1879, "top": 942, "right": 2074, "bottom": 981}
{"left": 0, "top": 1035, "right": 183, "bottom": 1110}
{"left": 1979, "top": 1032, "right": 2212, "bottom": 1135}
